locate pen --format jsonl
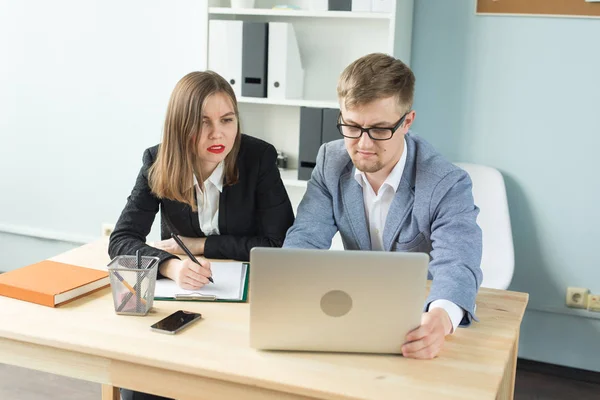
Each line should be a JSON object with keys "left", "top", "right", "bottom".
{"left": 171, "top": 233, "right": 214, "bottom": 284}
{"left": 134, "top": 249, "right": 143, "bottom": 307}
{"left": 114, "top": 271, "right": 147, "bottom": 307}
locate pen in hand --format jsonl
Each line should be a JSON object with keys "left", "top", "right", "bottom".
{"left": 171, "top": 233, "right": 214, "bottom": 284}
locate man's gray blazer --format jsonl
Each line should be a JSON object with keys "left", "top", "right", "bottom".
{"left": 283, "top": 132, "right": 483, "bottom": 326}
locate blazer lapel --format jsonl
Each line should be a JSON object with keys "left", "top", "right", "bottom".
{"left": 383, "top": 136, "right": 417, "bottom": 250}
{"left": 340, "top": 169, "right": 371, "bottom": 250}
{"left": 218, "top": 186, "right": 227, "bottom": 234}
{"left": 189, "top": 189, "right": 203, "bottom": 236}
{"left": 382, "top": 182, "right": 414, "bottom": 250}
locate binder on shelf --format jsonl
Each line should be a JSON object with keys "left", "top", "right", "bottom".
{"left": 321, "top": 108, "right": 341, "bottom": 144}
{"left": 208, "top": 20, "right": 243, "bottom": 98}
{"left": 329, "top": 0, "right": 352, "bottom": 11}
{"left": 298, "top": 107, "right": 323, "bottom": 181}
{"left": 242, "top": 22, "right": 269, "bottom": 98}
{"left": 267, "top": 22, "right": 304, "bottom": 101}
{"left": 298, "top": 107, "right": 341, "bottom": 181}
{"left": 352, "top": 0, "right": 371, "bottom": 12}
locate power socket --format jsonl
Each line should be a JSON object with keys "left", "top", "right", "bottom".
{"left": 588, "top": 294, "right": 600, "bottom": 312}
{"left": 566, "top": 287, "right": 589, "bottom": 309}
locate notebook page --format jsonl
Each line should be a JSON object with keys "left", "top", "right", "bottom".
{"left": 154, "top": 262, "right": 246, "bottom": 300}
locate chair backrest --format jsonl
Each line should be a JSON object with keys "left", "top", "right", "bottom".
{"left": 454, "top": 163, "right": 514, "bottom": 290}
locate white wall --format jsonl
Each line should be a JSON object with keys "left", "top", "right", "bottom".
{"left": 0, "top": 0, "right": 208, "bottom": 245}
{"left": 0, "top": 232, "right": 79, "bottom": 271}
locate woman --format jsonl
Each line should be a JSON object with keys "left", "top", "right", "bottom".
{"left": 109, "top": 71, "right": 294, "bottom": 287}
{"left": 109, "top": 71, "right": 294, "bottom": 399}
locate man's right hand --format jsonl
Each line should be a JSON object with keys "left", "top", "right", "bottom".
{"left": 158, "top": 258, "right": 212, "bottom": 290}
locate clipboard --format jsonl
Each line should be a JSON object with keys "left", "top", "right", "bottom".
{"left": 154, "top": 262, "right": 249, "bottom": 303}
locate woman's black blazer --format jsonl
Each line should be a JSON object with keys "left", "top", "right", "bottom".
{"left": 108, "top": 134, "right": 295, "bottom": 264}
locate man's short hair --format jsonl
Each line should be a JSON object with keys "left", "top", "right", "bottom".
{"left": 337, "top": 53, "right": 415, "bottom": 113}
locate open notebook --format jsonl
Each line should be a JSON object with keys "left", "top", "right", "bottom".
{"left": 154, "top": 262, "right": 248, "bottom": 302}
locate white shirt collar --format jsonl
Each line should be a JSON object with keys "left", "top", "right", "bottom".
{"left": 193, "top": 161, "right": 224, "bottom": 193}
{"left": 354, "top": 137, "right": 408, "bottom": 193}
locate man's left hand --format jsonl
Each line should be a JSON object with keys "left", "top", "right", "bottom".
{"left": 401, "top": 308, "right": 452, "bottom": 359}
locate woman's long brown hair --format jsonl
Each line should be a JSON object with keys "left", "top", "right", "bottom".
{"left": 148, "top": 71, "right": 241, "bottom": 211}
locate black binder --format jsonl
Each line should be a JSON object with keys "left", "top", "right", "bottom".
{"left": 242, "top": 22, "right": 269, "bottom": 98}
{"left": 298, "top": 107, "right": 341, "bottom": 181}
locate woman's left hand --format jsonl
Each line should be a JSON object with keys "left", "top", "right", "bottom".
{"left": 152, "top": 236, "right": 206, "bottom": 255}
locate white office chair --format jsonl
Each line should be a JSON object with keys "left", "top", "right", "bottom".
{"left": 454, "top": 163, "right": 514, "bottom": 290}
{"left": 290, "top": 163, "right": 515, "bottom": 289}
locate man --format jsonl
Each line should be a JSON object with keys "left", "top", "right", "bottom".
{"left": 283, "top": 53, "right": 483, "bottom": 359}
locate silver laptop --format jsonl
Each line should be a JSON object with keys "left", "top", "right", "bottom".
{"left": 249, "top": 247, "right": 429, "bottom": 354}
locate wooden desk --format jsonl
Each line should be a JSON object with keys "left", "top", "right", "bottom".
{"left": 0, "top": 239, "right": 528, "bottom": 400}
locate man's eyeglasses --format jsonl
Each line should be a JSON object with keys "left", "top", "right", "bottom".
{"left": 336, "top": 112, "right": 409, "bottom": 141}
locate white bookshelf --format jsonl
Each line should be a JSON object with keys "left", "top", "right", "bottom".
{"left": 209, "top": 7, "right": 392, "bottom": 19}
{"left": 238, "top": 96, "right": 338, "bottom": 108}
{"left": 205, "top": 0, "right": 413, "bottom": 214}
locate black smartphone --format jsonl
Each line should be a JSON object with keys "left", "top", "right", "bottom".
{"left": 150, "top": 310, "right": 202, "bottom": 334}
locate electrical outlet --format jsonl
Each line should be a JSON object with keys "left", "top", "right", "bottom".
{"left": 101, "top": 223, "right": 115, "bottom": 238}
{"left": 588, "top": 294, "right": 600, "bottom": 312}
{"left": 565, "top": 287, "right": 589, "bottom": 309}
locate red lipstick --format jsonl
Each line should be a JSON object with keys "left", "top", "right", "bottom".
{"left": 207, "top": 145, "right": 225, "bottom": 154}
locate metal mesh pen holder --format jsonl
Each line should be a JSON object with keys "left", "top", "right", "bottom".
{"left": 107, "top": 255, "right": 159, "bottom": 316}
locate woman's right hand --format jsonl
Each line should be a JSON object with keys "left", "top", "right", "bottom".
{"left": 158, "top": 258, "right": 213, "bottom": 290}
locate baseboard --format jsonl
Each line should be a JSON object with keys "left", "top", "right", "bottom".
{"left": 518, "top": 358, "right": 600, "bottom": 385}
{"left": 0, "top": 223, "right": 93, "bottom": 244}
{"left": 528, "top": 304, "right": 600, "bottom": 321}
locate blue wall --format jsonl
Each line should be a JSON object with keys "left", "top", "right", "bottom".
{"left": 411, "top": 1, "right": 600, "bottom": 371}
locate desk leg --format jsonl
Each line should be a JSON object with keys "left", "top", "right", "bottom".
{"left": 102, "top": 384, "right": 120, "bottom": 400}
{"left": 497, "top": 331, "right": 519, "bottom": 400}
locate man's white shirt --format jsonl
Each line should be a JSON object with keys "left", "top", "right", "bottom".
{"left": 353, "top": 138, "right": 464, "bottom": 334}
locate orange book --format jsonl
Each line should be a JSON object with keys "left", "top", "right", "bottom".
{"left": 0, "top": 260, "right": 109, "bottom": 307}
